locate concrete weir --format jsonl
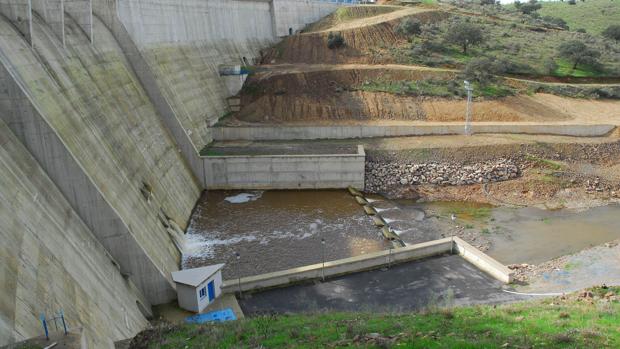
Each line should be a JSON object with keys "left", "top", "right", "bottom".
{"left": 221, "top": 237, "right": 514, "bottom": 294}
{"left": 0, "top": 0, "right": 354, "bottom": 347}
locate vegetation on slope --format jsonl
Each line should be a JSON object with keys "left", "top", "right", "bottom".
{"left": 396, "top": 11, "right": 620, "bottom": 78}
{"left": 537, "top": 0, "right": 620, "bottom": 35}
{"left": 132, "top": 287, "right": 620, "bottom": 348}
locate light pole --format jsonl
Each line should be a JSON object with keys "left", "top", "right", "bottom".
{"left": 388, "top": 229, "right": 394, "bottom": 269}
{"left": 321, "top": 238, "right": 326, "bottom": 281}
{"left": 235, "top": 252, "right": 241, "bottom": 297}
{"left": 464, "top": 80, "right": 473, "bottom": 136}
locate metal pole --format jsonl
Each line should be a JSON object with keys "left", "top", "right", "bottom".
{"left": 389, "top": 245, "right": 393, "bottom": 269}
{"left": 235, "top": 252, "right": 241, "bottom": 298}
{"left": 464, "top": 80, "right": 473, "bottom": 136}
{"left": 321, "top": 238, "right": 326, "bottom": 281}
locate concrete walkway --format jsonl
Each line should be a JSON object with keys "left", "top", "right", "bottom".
{"left": 239, "top": 255, "right": 526, "bottom": 315}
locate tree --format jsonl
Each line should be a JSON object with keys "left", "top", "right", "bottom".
{"left": 395, "top": 18, "right": 422, "bottom": 38}
{"left": 557, "top": 40, "right": 600, "bottom": 70}
{"left": 517, "top": 0, "right": 542, "bottom": 14}
{"left": 444, "top": 22, "right": 485, "bottom": 54}
{"left": 461, "top": 57, "right": 500, "bottom": 85}
{"left": 602, "top": 25, "right": 620, "bottom": 42}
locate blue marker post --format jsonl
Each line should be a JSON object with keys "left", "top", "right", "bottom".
{"left": 40, "top": 314, "right": 49, "bottom": 340}
{"left": 60, "top": 310, "right": 68, "bottom": 335}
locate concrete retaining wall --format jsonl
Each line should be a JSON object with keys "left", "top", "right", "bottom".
{"left": 212, "top": 124, "right": 617, "bottom": 141}
{"left": 272, "top": 0, "right": 342, "bottom": 36}
{"left": 222, "top": 237, "right": 514, "bottom": 294}
{"left": 453, "top": 237, "right": 514, "bottom": 284}
{"left": 202, "top": 145, "right": 366, "bottom": 189}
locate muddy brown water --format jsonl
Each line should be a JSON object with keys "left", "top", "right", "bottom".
{"left": 183, "top": 190, "right": 385, "bottom": 279}
{"left": 184, "top": 190, "right": 620, "bottom": 279}
{"left": 382, "top": 200, "right": 620, "bottom": 265}
{"left": 486, "top": 205, "right": 620, "bottom": 265}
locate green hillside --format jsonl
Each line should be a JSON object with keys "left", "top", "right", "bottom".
{"left": 538, "top": 0, "right": 620, "bottom": 34}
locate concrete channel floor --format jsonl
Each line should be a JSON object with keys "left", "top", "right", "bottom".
{"left": 239, "top": 254, "right": 528, "bottom": 315}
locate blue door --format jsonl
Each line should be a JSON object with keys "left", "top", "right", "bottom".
{"left": 207, "top": 280, "right": 215, "bottom": 302}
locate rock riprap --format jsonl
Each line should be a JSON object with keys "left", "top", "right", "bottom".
{"left": 365, "top": 159, "right": 520, "bottom": 193}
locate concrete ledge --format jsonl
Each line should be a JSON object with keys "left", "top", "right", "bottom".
{"left": 222, "top": 238, "right": 454, "bottom": 293}
{"left": 222, "top": 237, "right": 514, "bottom": 294}
{"left": 200, "top": 145, "right": 366, "bottom": 190}
{"left": 453, "top": 236, "right": 514, "bottom": 284}
{"left": 212, "top": 124, "right": 616, "bottom": 141}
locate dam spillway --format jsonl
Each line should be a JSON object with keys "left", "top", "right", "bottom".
{"left": 0, "top": 0, "right": 347, "bottom": 347}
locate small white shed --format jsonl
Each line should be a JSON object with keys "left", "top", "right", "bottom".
{"left": 172, "top": 264, "right": 225, "bottom": 313}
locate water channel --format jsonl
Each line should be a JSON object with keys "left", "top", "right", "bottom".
{"left": 184, "top": 190, "right": 620, "bottom": 279}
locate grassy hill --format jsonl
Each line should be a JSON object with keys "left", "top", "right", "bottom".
{"left": 131, "top": 287, "right": 620, "bottom": 348}
{"left": 538, "top": 0, "right": 620, "bottom": 35}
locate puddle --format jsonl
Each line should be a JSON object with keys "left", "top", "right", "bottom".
{"left": 184, "top": 190, "right": 384, "bottom": 278}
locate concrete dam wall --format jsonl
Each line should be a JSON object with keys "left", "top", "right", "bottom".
{"left": 0, "top": 119, "right": 150, "bottom": 347}
{"left": 0, "top": 0, "right": 345, "bottom": 347}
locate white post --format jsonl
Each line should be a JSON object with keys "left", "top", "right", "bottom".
{"left": 464, "top": 80, "right": 473, "bottom": 136}
{"left": 321, "top": 238, "right": 326, "bottom": 281}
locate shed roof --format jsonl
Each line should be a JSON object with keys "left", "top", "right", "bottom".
{"left": 172, "top": 264, "right": 225, "bottom": 287}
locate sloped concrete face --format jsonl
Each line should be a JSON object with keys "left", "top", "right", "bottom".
{"left": 65, "top": 0, "right": 92, "bottom": 42}
{"left": 31, "top": 0, "right": 64, "bottom": 45}
{"left": 117, "top": 0, "right": 277, "bottom": 150}
{"left": 0, "top": 12, "right": 202, "bottom": 304}
{"left": 0, "top": 0, "right": 31, "bottom": 43}
{"left": 115, "top": 0, "right": 349, "bottom": 152}
{"left": 0, "top": 120, "right": 149, "bottom": 348}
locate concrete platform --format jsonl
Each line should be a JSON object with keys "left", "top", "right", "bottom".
{"left": 153, "top": 294, "right": 245, "bottom": 324}
{"left": 239, "top": 255, "right": 526, "bottom": 315}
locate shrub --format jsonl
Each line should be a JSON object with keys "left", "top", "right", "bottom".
{"left": 444, "top": 22, "right": 485, "bottom": 54}
{"left": 542, "top": 16, "right": 568, "bottom": 30}
{"left": 327, "top": 32, "right": 345, "bottom": 49}
{"left": 557, "top": 40, "right": 601, "bottom": 70}
{"left": 395, "top": 18, "right": 422, "bottom": 38}
{"left": 516, "top": 0, "right": 542, "bottom": 14}
{"left": 576, "top": 28, "right": 587, "bottom": 33}
{"left": 602, "top": 25, "right": 620, "bottom": 42}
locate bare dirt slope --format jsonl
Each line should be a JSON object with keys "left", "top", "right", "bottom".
{"left": 263, "top": 10, "right": 448, "bottom": 65}
{"left": 228, "top": 65, "right": 620, "bottom": 125}
{"left": 307, "top": 6, "right": 431, "bottom": 33}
